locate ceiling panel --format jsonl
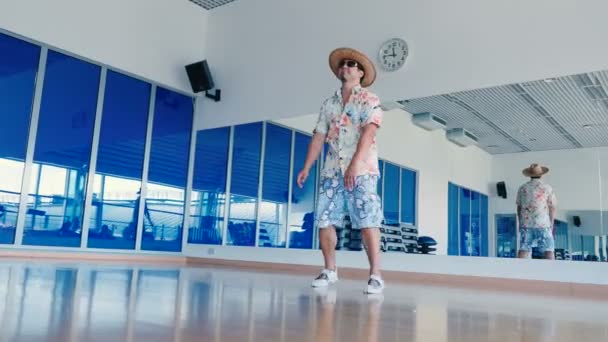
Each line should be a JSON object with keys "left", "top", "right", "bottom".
{"left": 189, "top": 0, "right": 238, "bottom": 10}
{"left": 398, "top": 69, "right": 608, "bottom": 155}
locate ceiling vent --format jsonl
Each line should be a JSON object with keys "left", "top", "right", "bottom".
{"left": 412, "top": 112, "right": 447, "bottom": 131}
{"left": 446, "top": 128, "right": 478, "bottom": 147}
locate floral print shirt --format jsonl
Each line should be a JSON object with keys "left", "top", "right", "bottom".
{"left": 516, "top": 179, "right": 557, "bottom": 229}
{"left": 313, "top": 85, "right": 383, "bottom": 178}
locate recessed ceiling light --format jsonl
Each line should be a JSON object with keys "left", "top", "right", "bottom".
{"left": 583, "top": 124, "right": 593, "bottom": 129}
{"left": 543, "top": 78, "right": 556, "bottom": 83}
{"left": 529, "top": 138, "right": 537, "bottom": 141}
{"left": 487, "top": 145, "right": 499, "bottom": 148}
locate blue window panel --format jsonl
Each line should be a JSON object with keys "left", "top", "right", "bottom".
{"left": 383, "top": 163, "right": 400, "bottom": 224}
{"left": 262, "top": 124, "right": 291, "bottom": 203}
{"left": 447, "top": 183, "right": 459, "bottom": 256}
{"left": 227, "top": 195, "right": 257, "bottom": 246}
{"left": 289, "top": 133, "right": 317, "bottom": 249}
{"left": 459, "top": 188, "right": 471, "bottom": 256}
{"left": 24, "top": 50, "right": 100, "bottom": 248}
{"left": 230, "top": 122, "right": 262, "bottom": 197}
{"left": 227, "top": 122, "right": 262, "bottom": 246}
{"left": 554, "top": 220, "right": 568, "bottom": 251}
{"left": 377, "top": 160, "right": 384, "bottom": 198}
{"left": 480, "top": 194, "right": 489, "bottom": 257}
{"left": 470, "top": 191, "right": 481, "bottom": 256}
{"left": 192, "top": 127, "right": 230, "bottom": 192}
{"left": 259, "top": 124, "right": 291, "bottom": 248}
{"left": 189, "top": 191, "right": 226, "bottom": 245}
{"left": 496, "top": 214, "right": 517, "bottom": 258}
{"left": 189, "top": 127, "right": 230, "bottom": 245}
{"left": 0, "top": 33, "right": 40, "bottom": 245}
{"left": 142, "top": 87, "right": 193, "bottom": 252}
{"left": 0, "top": 33, "right": 40, "bottom": 160}
{"left": 400, "top": 168, "right": 416, "bottom": 225}
{"left": 88, "top": 70, "right": 151, "bottom": 250}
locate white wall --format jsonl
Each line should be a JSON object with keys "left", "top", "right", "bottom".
{"left": 274, "top": 109, "right": 493, "bottom": 255}
{"left": 0, "top": 0, "right": 208, "bottom": 94}
{"left": 491, "top": 147, "right": 608, "bottom": 239}
{"left": 197, "top": 0, "right": 608, "bottom": 129}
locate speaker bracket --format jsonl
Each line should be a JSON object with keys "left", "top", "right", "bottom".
{"left": 205, "top": 89, "right": 221, "bottom": 102}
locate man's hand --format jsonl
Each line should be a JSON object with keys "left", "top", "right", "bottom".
{"left": 296, "top": 168, "right": 309, "bottom": 188}
{"left": 344, "top": 159, "right": 361, "bottom": 191}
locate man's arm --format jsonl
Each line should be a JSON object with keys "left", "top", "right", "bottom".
{"left": 516, "top": 205, "right": 521, "bottom": 230}
{"left": 344, "top": 124, "right": 378, "bottom": 190}
{"left": 549, "top": 204, "right": 556, "bottom": 233}
{"left": 303, "top": 132, "right": 325, "bottom": 171}
{"left": 296, "top": 132, "right": 325, "bottom": 188}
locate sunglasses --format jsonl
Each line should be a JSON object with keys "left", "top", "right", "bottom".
{"left": 339, "top": 59, "right": 361, "bottom": 69}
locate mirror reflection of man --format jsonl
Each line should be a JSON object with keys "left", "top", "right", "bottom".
{"left": 516, "top": 163, "right": 557, "bottom": 260}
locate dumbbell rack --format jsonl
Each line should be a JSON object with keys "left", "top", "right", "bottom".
{"left": 335, "top": 216, "right": 419, "bottom": 253}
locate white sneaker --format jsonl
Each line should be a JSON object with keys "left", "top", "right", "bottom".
{"left": 365, "top": 275, "right": 385, "bottom": 294}
{"left": 311, "top": 268, "right": 338, "bottom": 287}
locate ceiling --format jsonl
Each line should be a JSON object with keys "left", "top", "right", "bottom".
{"left": 398, "top": 69, "right": 608, "bottom": 155}
{"left": 188, "top": 0, "right": 238, "bottom": 10}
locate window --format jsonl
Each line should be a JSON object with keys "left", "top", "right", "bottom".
{"left": 142, "top": 87, "right": 193, "bottom": 252}
{"left": 400, "top": 168, "right": 416, "bottom": 225}
{"left": 448, "top": 183, "right": 489, "bottom": 256}
{"left": 495, "top": 214, "right": 517, "bottom": 258}
{"left": 383, "top": 163, "right": 400, "bottom": 224}
{"left": 88, "top": 70, "right": 151, "bottom": 250}
{"left": 24, "top": 50, "right": 101, "bottom": 247}
{"left": 289, "top": 132, "right": 317, "bottom": 249}
{"left": 227, "top": 122, "right": 262, "bottom": 246}
{"left": 189, "top": 127, "right": 230, "bottom": 245}
{"left": 259, "top": 123, "right": 291, "bottom": 248}
{"left": 377, "top": 160, "right": 384, "bottom": 199}
{"left": 459, "top": 188, "right": 471, "bottom": 256}
{"left": 480, "top": 194, "right": 488, "bottom": 257}
{"left": 0, "top": 33, "right": 40, "bottom": 244}
{"left": 447, "top": 183, "right": 459, "bottom": 255}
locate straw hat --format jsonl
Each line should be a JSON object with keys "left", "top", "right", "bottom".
{"left": 328, "top": 47, "right": 376, "bottom": 87}
{"left": 522, "top": 163, "right": 549, "bottom": 177}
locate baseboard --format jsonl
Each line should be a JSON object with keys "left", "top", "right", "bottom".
{"left": 0, "top": 249, "right": 187, "bottom": 265}
{"left": 186, "top": 256, "right": 608, "bottom": 300}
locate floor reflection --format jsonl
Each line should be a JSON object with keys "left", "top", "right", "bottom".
{"left": 0, "top": 261, "right": 606, "bottom": 341}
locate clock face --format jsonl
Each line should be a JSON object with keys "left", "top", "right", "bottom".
{"left": 378, "top": 38, "right": 408, "bottom": 71}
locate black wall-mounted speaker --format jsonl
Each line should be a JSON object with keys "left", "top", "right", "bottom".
{"left": 185, "top": 60, "right": 215, "bottom": 93}
{"left": 573, "top": 215, "right": 581, "bottom": 227}
{"left": 496, "top": 181, "right": 507, "bottom": 199}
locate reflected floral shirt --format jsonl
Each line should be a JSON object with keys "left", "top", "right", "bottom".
{"left": 516, "top": 179, "right": 557, "bottom": 229}
{"left": 313, "top": 85, "right": 383, "bottom": 178}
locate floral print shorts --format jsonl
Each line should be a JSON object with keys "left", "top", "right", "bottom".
{"left": 519, "top": 227, "right": 555, "bottom": 253}
{"left": 315, "top": 174, "right": 383, "bottom": 229}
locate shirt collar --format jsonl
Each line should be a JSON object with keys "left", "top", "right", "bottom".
{"left": 334, "top": 84, "right": 363, "bottom": 98}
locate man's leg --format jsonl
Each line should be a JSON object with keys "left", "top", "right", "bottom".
{"left": 517, "top": 250, "right": 531, "bottom": 259}
{"left": 347, "top": 175, "right": 385, "bottom": 294}
{"left": 319, "top": 226, "right": 338, "bottom": 270}
{"left": 518, "top": 227, "right": 531, "bottom": 259}
{"left": 311, "top": 176, "right": 344, "bottom": 287}
{"left": 542, "top": 228, "right": 555, "bottom": 260}
{"left": 361, "top": 228, "right": 381, "bottom": 276}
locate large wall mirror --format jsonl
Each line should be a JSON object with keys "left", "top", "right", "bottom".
{"left": 402, "top": 70, "right": 608, "bottom": 262}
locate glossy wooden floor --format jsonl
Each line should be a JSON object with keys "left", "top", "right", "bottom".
{"left": 0, "top": 260, "right": 607, "bottom": 342}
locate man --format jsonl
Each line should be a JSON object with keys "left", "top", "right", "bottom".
{"left": 296, "top": 47, "right": 385, "bottom": 294}
{"left": 516, "top": 163, "right": 557, "bottom": 260}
